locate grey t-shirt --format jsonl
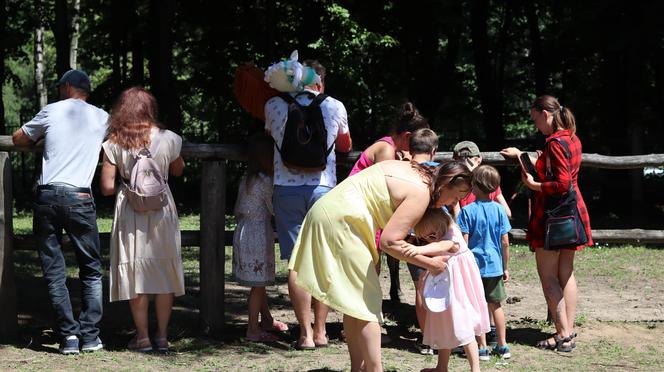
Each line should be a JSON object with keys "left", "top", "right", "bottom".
{"left": 22, "top": 98, "right": 109, "bottom": 188}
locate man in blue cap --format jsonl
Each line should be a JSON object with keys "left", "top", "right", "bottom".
{"left": 12, "top": 69, "right": 108, "bottom": 354}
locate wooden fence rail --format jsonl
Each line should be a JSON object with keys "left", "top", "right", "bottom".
{"left": 1, "top": 135, "right": 663, "bottom": 341}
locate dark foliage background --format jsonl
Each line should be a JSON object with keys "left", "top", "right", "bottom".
{"left": 2, "top": 0, "right": 663, "bottom": 228}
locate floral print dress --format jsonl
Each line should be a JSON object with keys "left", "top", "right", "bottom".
{"left": 232, "top": 173, "right": 275, "bottom": 286}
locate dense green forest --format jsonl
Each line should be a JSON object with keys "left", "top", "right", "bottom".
{"left": 2, "top": 0, "right": 663, "bottom": 227}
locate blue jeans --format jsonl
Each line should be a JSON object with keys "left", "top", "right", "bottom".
{"left": 273, "top": 185, "right": 332, "bottom": 260}
{"left": 33, "top": 185, "right": 102, "bottom": 342}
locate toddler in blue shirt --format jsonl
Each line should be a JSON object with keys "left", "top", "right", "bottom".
{"left": 457, "top": 165, "right": 512, "bottom": 360}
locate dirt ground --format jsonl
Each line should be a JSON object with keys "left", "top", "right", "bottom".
{"left": 1, "top": 245, "right": 663, "bottom": 371}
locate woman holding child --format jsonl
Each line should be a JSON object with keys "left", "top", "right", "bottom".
{"left": 501, "top": 95, "right": 592, "bottom": 353}
{"left": 101, "top": 87, "right": 186, "bottom": 352}
{"left": 289, "top": 159, "right": 478, "bottom": 371}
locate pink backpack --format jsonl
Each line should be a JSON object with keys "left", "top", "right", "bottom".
{"left": 124, "top": 133, "right": 169, "bottom": 212}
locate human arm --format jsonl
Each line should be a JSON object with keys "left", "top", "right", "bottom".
{"left": 373, "top": 141, "right": 397, "bottom": 163}
{"left": 14, "top": 107, "right": 49, "bottom": 145}
{"left": 500, "top": 147, "right": 537, "bottom": 165}
{"left": 379, "top": 187, "right": 448, "bottom": 274}
{"left": 401, "top": 239, "right": 459, "bottom": 257}
{"left": 100, "top": 153, "right": 117, "bottom": 196}
{"left": 12, "top": 128, "right": 33, "bottom": 146}
{"left": 169, "top": 156, "right": 185, "bottom": 177}
{"left": 463, "top": 233, "right": 469, "bottom": 244}
{"left": 501, "top": 233, "right": 510, "bottom": 282}
{"left": 334, "top": 105, "right": 352, "bottom": 153}
{"left": 495, "top": 192, "right": 512, "bottom": 219}
{"left": 521, "top": 141, "right": 572, "bottom": 194}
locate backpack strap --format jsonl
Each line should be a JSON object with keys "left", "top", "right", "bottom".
{"left": 306, "top": 93, "right": 334, "bottom": 156}
{"left": 545, "top": 136, "right": 573, "bottom": 193}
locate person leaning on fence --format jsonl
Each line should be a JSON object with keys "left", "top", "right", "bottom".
{"left": 500, "top": 95, "right": 593, "bottom": 353}
{"left": 100, "top": 87, "right": 186, "bottom": 353}
{"left": 12, "top": 69, "right": 109, "bottom": 354}
{"left": 264, "top": 59, "right": 352, "bottom": 350}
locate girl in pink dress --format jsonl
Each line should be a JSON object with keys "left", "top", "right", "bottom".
{"left": 348, "top": 102, "right": 429, "bottom": 301}
{"left": 405, "top": 208, "right": 490, "bottom": 372}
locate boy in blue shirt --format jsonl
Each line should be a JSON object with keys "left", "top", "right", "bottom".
{"left": 457, "top": 165, "right": 512, "bottom": 360}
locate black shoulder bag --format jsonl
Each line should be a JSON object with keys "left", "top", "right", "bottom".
{"left": 543, "top": 138, "right": 589, "bottom": 250}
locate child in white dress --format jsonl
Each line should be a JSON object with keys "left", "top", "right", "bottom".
{"left": 233, "top": 133, "right": 288, "bottom": 342}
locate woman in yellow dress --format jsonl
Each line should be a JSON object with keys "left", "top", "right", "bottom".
{"left": 289, "top": 160, "right": 472, "bottom": 372}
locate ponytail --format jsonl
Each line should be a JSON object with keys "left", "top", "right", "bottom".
{"left": 394, "top": 102, "right": 429, "bottom": 135}
{"left": 532, "top": 95, "right": 576, "bottom": 135}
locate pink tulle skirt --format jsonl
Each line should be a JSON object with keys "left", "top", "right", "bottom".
{"left": 422, "top": 248, "right": 490, "bottom": 350}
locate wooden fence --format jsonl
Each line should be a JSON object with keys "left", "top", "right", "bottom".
{"left": 0, "top": 135, "right": 663, "bottom": 341}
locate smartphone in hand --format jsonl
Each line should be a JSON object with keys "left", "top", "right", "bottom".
{"left": 519, "top": 152, "right": 538, "bottom": 181}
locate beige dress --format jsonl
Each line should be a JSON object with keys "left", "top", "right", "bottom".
{"left": 103, "top": 128, "right": 185, "bottom": 302}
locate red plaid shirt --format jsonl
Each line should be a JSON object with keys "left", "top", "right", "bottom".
{"left": 527, "top": 130, "right": 593, "bottom": 250}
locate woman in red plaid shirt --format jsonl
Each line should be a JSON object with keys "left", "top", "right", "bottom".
{"left": 501, "top": 95, "right": 592, "bottom": 353}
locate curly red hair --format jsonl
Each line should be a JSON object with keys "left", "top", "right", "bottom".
{"left": 108, "top": 87, "right": 164, "bottom": 149}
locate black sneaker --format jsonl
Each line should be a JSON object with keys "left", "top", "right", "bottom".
{"left": 59, "top": 335, "right": 80, "bottom": 355}
{"left": 81, "top": 337, "right": 104, "bottom": 352}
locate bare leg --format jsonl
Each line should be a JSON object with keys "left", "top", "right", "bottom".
{"left": 343, "top": 315, "right": 363, "bottom": 371}
{"left": 129, "top": 294, "right": 149, "bottom": 339}
{"left": 478, "top": 332, "right": 487, "bottom": 350}
{"left": 154, "top": 293, "right": 173, "bottom": 339}
{"left": 247, "top": 287, "right": 265, "bottom": 335}
{"left": 421, "top": 348, "right": 451, "bottom": 372}
{"left": 489, "top": 302, "right": 507, "bottom": 346}
{"left": 535, "top": 250, "right": 571, "bottom": 343}
{"left": 312, "top": 299, "right": 329, "bottom": 346}
{"left": 288, "top": 270, "right": 315, "bottom": 348}
{"left": 259, "top": 289, "right": 272, "bottom": 325}
{"left": 463, "top": 341, "right": 481, "bottom": 372}
{"left": 414, "top": 274, "right": 426, "bottom": 331}
{"left": 344, "top": 315, "right": 383, "bottom": 372}
{"left": 559, "top": 250, "right": 577, "bottom": 334}
{"left": 357, "top": 318, "right": 383, "bottom": 372}
{"left": 387, "top": 255, "right": 401, "bottom": 301}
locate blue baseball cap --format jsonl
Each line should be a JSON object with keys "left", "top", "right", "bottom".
{"left": 56, "top": 69, "right": 91, "bottom": 93}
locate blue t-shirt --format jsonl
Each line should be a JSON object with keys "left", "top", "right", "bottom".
{"left": 457, "top": 200, "right": 511, "bottom": 277}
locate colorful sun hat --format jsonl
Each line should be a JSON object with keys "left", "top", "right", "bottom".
{"left": 264, "top": 50, "right": 321, "bottom": 92}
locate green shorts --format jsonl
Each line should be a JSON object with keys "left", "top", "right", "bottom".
{"left": 482, "top": 276, "right": 506, "bottom": 303}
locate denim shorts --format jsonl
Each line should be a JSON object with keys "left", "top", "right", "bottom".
{"left": 273, "top": 185, "right": 332, "bottom": 260}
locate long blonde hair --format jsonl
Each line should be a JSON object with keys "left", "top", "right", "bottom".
{"left": 413, "top": 208, "right": 453, "bottom": 243}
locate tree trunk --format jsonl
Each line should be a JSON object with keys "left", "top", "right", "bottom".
{"left": 129, "top": 0, "right": 143, "bottom": 84}
{"left": 0, "top": 0, "right": 7, "bottom": 135}
{"left": 525, "top": 0, "right": 547, "bottom": 95}
{"left": 470, "top": 0, "right": 504, "bottom": 149}
{"left": 148, "top": 0, "right": 182, "bottom": 133}
{"left": 34, "top": 0, "right": 47, "bottom": 109}
{"left": 69, "top": 0, "right": 80, "bottom": 69}
{"left": 54, "top": 0, "right": 70, "bottom": 76}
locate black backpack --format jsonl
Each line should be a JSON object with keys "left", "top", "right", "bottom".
{"left": 276, "top": 92, "right": 334, "bottom": 172}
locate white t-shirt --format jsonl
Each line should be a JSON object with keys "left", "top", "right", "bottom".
{"left": 264, "top": 90, "right": 349, "bottom": 187}
{"left": 22, "top": 98, "right": 109, "bottom": 188}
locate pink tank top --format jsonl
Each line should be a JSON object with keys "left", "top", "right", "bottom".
{"left": 348, "top": 136, "right": 395, "bottom": 177}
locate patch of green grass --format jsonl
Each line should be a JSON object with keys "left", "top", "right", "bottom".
{"left": 575, "top": 313, "right": 588, "bottom": 327}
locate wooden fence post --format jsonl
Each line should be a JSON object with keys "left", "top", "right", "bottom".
{"left": 0, "top": 152, "right": 17, "bottom": 341}
{"left": 199, "top": 160, "right": 226, "bottom": 333}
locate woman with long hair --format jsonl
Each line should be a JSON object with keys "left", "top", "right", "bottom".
{"left": 501, "top": 95, "right": 592, "bottom": 352}
{"left": 289, "top": 160, "right": 472, "bottom": 371}
{"left": 100, "top": 87, "right": 185, "bottom": 352}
